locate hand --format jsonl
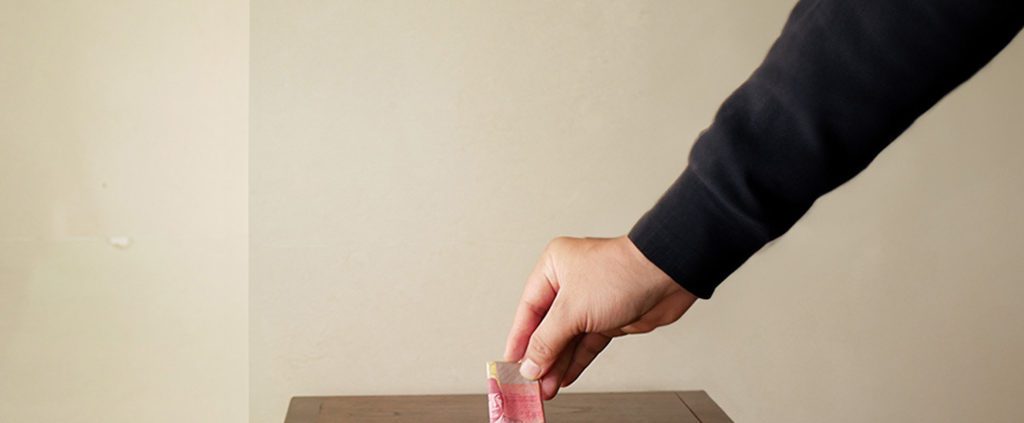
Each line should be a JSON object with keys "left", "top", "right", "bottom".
{"left": 503, "top": 236, "right": 698, "bottom": 400}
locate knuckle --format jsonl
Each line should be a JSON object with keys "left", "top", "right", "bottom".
{"left": 547, "top": 236, "right": 572, "bottom": 251}
{"left": 544, "top": 238, "right": 558, "bottom": 251}
{"left": 523, "top": 301, "right": 548, "bottom": 319}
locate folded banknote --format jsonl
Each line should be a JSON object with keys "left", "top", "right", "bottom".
{"left": 486, "top": 361, "right": 546, "bottom": 423}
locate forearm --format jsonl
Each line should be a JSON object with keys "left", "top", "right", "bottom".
{"left": 631, "top": 0, "right": 1023, "bottom": 298}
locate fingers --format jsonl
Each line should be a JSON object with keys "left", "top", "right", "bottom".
{"left": 519, "top": 298, "right": 579, "bottom": 381}
{"left": 600, "top": 328, "right": 627, "bottom": 337}
{"left": 560, "top": 333, "right": 611, "bottom": 388}
{"left": 539, "top": 336, "right": 580, "bottom": 400}
{"left": 619, "top": 319, "right": 658, "bottom": 334}
{"left": 504, "top": 259, "right": 557, "bottom": 362}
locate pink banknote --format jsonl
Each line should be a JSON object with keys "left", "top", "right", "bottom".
{"left": 486, "top": 361, "right": 546, "bottom": 423}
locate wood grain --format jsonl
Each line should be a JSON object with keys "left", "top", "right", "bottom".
{"left": 285, "top": 391, "right": 731, "bottom": 423}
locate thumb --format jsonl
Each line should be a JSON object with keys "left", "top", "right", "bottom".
{"left": 519, "top": 301, "right": 577, "bottom": 381}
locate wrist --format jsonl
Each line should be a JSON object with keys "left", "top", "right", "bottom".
{"left": 615, "top": 235, "right": 679, "bottom": 295}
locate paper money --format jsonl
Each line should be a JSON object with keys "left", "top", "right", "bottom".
{"left": 486, "top": 361, "right": 546, "bottom": 423}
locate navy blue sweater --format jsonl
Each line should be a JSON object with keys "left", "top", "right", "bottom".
{"left": 629, "top": 0, "right": 1023, "bottom": 299}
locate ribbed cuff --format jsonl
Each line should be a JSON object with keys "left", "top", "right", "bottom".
{"left": 628, "top": 168, "right": 769, "bottom": 299}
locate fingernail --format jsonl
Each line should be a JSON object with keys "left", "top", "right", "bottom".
{"left": 520, "top": 359, "right": 541, "bottom": 380}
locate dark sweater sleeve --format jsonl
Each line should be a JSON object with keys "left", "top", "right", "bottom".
{"left": 629, "top": 0, "right": 1023, "bottom": 299}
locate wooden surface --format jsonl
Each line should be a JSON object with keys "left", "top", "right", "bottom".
{"left": 285, "top": 391, "right": 732, "bottom": 423}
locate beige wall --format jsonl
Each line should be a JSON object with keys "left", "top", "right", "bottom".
{"left": 0, "top": 1, "right": 248, "bottom": 422}
{"left": 5, "top": 1, "right": 1020, "bottom": 423}
{"left": 251, "top": 1, "right": 1024, "bottom": 422}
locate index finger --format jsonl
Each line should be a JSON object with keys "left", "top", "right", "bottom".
{"left": 504, "top": 258, "right": 557, "bottom": 362}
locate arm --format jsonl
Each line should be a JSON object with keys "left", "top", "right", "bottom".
{"left": 506, "top": 0, "right": 1023, "bottom": 400}
{"left": 631, "top": 0, "right": 1023, "bottom": 299}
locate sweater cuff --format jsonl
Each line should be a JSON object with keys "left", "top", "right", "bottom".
{"left": 628, "top": 168, "right": 769, "bottom": 299}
